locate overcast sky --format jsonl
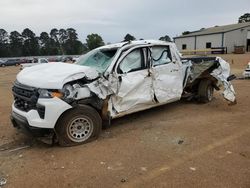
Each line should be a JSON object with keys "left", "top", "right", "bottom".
{"left": 0, "top": 0, "right": 249, "bottom": 43}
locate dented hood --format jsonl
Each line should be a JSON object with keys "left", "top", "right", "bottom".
{"left": 17, "top": 62, "right": 99, "bottom": 89}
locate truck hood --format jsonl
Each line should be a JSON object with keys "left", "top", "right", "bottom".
{"left": 17, "top": 62, "right": 99, "bottom": 89}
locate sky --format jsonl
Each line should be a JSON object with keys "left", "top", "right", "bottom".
{"left": 0, "top": 0, "right": 249, "bottom": 43}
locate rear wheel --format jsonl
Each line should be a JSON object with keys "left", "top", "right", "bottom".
{"left": 198, "top": 79, "right": 214, "bottom": 103}
{"left": 0, "top": 64, "right": 6, "bottom": 67}
{"left": 55, "top": 105, "right": 102, "bottom": 146}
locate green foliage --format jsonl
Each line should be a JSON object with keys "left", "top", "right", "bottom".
{"left": 238, "top": 13, "right": 250, "bottom": 23}
{"left": 159, "top": 35, "right": 172, "bottom": 42}
{"left": 0, "top": 28, "right": 88, "bottom": 57}
{"left": 9, "top": 31, "right": 23, "bottom": 57}
{"left": 123, "top": 34, "right": 136, "bottom": 42}
{"left": 0, "top": 29, "right": 9, "bottom": 57}
{"left": 39, "top": 32, "right": 51, "bottom": 55}
{"left": 182, "top": 31, "right": 190, "bottom": 35}
{"left": 86, "top": 34, "right": 105, "bottom": 50}
{"left": 22, "top": 28, "right": 40, "bottom": 56}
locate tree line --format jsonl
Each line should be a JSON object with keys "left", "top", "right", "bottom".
{"left": 0, "top": 28, "right": 106, "bottom": 58}
{"left": 0, "top": 28, "right": 171, "bottom": 58}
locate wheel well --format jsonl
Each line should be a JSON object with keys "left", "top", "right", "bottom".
{"left": 184, "top": 75, "right": 218, "bottom": 94}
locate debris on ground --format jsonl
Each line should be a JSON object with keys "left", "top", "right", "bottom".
{"left": 120, "top": 178, "right": 127, "bottom": 183}
{"left": 0, "top": 178, "right": 7, "bottom": 187}
{"left": 0, "top": 140, "right": 32, "bottom": 153}
{"left": 189, "top": 167, "right": 196, "bottom": 171}
{"left": 178, "top": 140, "right": 184, "bottom": 145}
{"left": 140, "top": 167, "right": 147, "bottom": 171}
{"left": 227, "top": 151, "right": 232, "bottom": 154}
{"left": 107, "top": 166, "right": 112, "bottom": 170}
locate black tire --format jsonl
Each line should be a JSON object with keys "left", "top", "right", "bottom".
{"left": 0, "top": 64, "right": 6, "bottom": 67}
{"left": 198, "top": 79, "right": 214, "bottom": 103}
{"left": 55, "top": 105, "right": 102, "bottom": 146}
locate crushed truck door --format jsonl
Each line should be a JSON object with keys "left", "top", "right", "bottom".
{"left": 150, "top": 46, "right": 183, "bottom": 103}
{"left": 111, "top": 47, "right": 155, "bottom": 113}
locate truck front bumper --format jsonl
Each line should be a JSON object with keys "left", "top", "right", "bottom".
{"left": 10, "top": 111, "right": 53, "bottom": 137}
{"left": 11, "top": 97, "right": 72, "bottom": 130}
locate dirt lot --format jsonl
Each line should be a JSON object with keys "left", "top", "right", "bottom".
{"left": 0, "top": 54, "right": 250, "bottom": 188}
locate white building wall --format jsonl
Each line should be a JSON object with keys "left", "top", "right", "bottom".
{"left": 196, "top": 33, "right": 222, "bottom": 49}
{"left": 175, "top": 37, "right": 195, "bottom": 51}
{"left": 224, "top": 26, "right": 250, "bottom": 53}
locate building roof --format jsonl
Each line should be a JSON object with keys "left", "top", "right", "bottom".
{"left": 174, "top": 22, "right": 250, "bottom": 39}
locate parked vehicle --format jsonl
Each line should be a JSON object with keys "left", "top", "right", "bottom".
{"left": 243, "top": 62, "right": 250, "bottom": 78}
{"left": 0, "top": 59, "right": 20, "bottom": 67}
{"left": 20, "top": 58, "right": 48, "bottom": 69}
{"left": 0, "top": 59, "right": 5, "bottom": 66}
{"left": 10, "top": 40, "right": 236, "bottom": 146}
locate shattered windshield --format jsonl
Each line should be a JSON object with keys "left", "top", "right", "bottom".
{"left": 76, "top": 48, "right": 118, "bottom": 73}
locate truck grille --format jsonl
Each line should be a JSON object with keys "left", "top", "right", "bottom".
{"left": 12, "top": 81, "right": 39, "bottom": 112}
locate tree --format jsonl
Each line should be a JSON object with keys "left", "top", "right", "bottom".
{"left": 63, "top": 28, "right": 84, "bottom": 55}
{"left": 39, "top": 32, "right": 51, "bottom": 55}
{"left": 59, "top": 29, "right": 67, "bottom": 44}
{"left": 123, "top": 34, "right": 136, "bottom": 42}
{"left": 182, "top": 31, "right": 190, "bottom": 35}
{"left": 159, "top": 35, "right": 172, "bottom": 42}
{"left": 22, "top": 28, "right": 40, "bottom": 56}
{"left": 9, "top": 31, "right": 23, "bottom": 57}
{"left": 86, "top": 34, "right": 104, "bottom": 50}
{"left": 238, "top": 13, "right": 250, "bottom": 23}
{"left": 50, "top": 28, "right": 61, "bottom": 55}
{"left": 0, "top": 29, "right": 9, "bottom": 57}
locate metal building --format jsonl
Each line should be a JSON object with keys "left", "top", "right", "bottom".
{"left": 174, "top": 22, "right": 250, "bottom": 53}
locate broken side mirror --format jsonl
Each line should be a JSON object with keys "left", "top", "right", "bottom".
{"left": 227, "top": 74, "right": 236, "bottom": 81}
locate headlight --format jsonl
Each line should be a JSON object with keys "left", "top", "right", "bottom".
{"left": 38, "top": 89, "right": 64, "bottom": 98}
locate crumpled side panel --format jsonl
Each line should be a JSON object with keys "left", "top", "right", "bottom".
{"left": 86, "top": 77, "right": 114, "bottom": 99}
{"left": 152, "top": 63, "right": 183, "bottom": 103}
{"left": 111, "top": 75, "right": 154, "bottom": 113}
{"left": 211, "top": 57, "right": 236, "bottom": 103}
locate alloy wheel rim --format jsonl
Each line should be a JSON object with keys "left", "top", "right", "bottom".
{"left": 67, "top": 117, "right": 94, "bottom": 142}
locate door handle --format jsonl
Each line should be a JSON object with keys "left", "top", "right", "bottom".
{"left": 118, "top": 75, "right": 122, "bottom": 82}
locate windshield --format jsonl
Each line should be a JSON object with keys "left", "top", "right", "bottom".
{"left": 76, "top": 48, "right": 118, "bottom": 73}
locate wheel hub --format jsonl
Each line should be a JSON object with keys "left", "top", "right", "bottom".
{"left": 67, "top": 117, "right": 93, "bottom": 142}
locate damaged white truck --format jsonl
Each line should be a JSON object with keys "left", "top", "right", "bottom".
{"left": 11, "top": 40, "right": 236, "bottom": 146}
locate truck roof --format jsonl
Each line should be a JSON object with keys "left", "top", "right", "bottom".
{"left": 99, "top": 40, "right": 174, "bottom": 50}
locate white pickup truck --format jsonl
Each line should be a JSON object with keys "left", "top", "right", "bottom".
{"left": 11, "top": 40, "right": 236, "bottom": 146}
{"left": 20, "top": 58, "right": 48, "bottom": 69}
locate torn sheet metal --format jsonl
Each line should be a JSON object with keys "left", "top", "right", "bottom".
{"left": 86, "top": 77, "right": 115, "bottom": 100}
{"left": 211, "top": 57, "right": 236, "bottom": 103}
{"left": 151, "top": 63, "right": 183, "bottom": 103}
{"left": 189, "top": 61, "right": 215, "bottom": 81}
{"left": 110, "top": 70, "right": 154, "bottom": 113}
{"left": 184, "top": 56, "right": 236, "bottom": 103}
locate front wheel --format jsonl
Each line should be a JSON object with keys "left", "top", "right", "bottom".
{"left": 55, "top": 105, "right": 102, "bottom": 146}
{"left": 198, "top": 79, "right": 214, "bottom": 103}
